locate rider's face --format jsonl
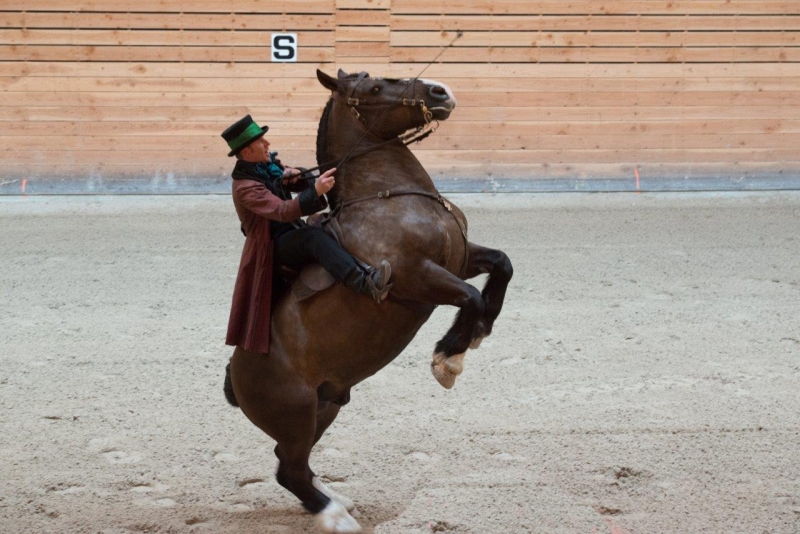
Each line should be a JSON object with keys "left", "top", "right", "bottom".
{"left": 241, "top": 136, "right": 271, "bottom": 163}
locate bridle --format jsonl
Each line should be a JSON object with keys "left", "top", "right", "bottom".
{"left": 342, "top": 72, "right": 435, "bottom": 128}
{"left": 295, "top": 31, "right": 462, "bottom": 181}
{"left": 292, "top": 76, "right": 440, "bottom": 180}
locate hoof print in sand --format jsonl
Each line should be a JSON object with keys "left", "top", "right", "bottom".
{"left": 228, "top": 502, "right": 253, "bottom": 512}
{"left": 425, "top": 520, "right": 458, "bottom": 532}
{"left": 102, "top": 449, "right": 141, "bottom": 464}
{"left": 238, "top": 478, "right": 269, "bottom": 490}
{"left": 47, "top": 484, "right": 86, "bottom": 495}
{"left": 185, "top": 517, "right": 215, "bottom": 530}
{"left": 609, "top": 466, "right": 651, "bottom": 489}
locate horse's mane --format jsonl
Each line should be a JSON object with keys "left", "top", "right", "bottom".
{"left": 316, "top": 98, "right": 334, "bottom": 171}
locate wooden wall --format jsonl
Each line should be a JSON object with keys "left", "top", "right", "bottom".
{"left": 2, "top": 0, "right": 798, "bottom": 187}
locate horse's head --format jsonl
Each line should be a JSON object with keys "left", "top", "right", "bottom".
{"left": 316, "top": 69, "right": 456, "bottom": 138}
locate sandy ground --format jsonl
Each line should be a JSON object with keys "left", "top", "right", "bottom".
{"left": 1, "top": 192, "right": 799, "bottom": 534}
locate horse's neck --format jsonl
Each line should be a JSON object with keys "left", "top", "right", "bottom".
{"left": 326, "top": 106, "right": 437, "bottom": 204}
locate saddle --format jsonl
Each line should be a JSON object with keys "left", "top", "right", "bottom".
{"left": 278, "top": 263, "right": 336, "bottom": 302}
{"left": 275, "top": 212, "right": 342, "bottom": 302}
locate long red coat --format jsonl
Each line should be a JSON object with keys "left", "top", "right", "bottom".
{"left": 225, "top": 173, "right": 323, "bottom": 354}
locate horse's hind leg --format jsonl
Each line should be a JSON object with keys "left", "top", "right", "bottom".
{"left": 230, "top": 349, "right": 361, "bottom": 533}
{"left": 309, "top": 400, "right": 355, "bottom": 512}
{"left": 461, "top": 242, "right": 514, "bottom": 349}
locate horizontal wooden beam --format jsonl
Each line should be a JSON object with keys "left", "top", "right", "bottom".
{"left": 391, "top": 31, "right": 800, "bottom": 48}
{"left": 390, "top": 14, "right": 800, "bottom": 31}
{"left": 391, "top": 0, "right": 800, "bottom": 15}
{"left": 3, "top": 0, "right": 335, "bottom": 13}
{"left": 0, "top": 45, "right": 335, "bottom": 63}
{"left": 2, "top": 105, "right": 796, "bottom": 123}
{"left": 2, "top": 90, "right": 796, "bottom": 107}
{"left": 4, "top": 118, "right": 800, "bottom": 136}
{"left": 4, "top": 76, "right": 798, "bottom": 93}
{"left": 1, "top": 12, "right": 335, "bottom": 30}
{"left": 0, "top": 29, "right": 334, "bottom": 47}
{"left": 4, "top": 61, "right": 800, "bottom": 78}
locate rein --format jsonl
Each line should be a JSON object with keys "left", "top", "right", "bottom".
{"left": 290, "top": 117, "right": 438, "bottom": 181}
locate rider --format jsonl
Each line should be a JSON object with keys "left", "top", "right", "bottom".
{"left": 223, "top": 114, "right": 391, "bottom": 354}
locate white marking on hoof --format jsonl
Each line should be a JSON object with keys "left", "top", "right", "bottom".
{"left": 430, "top": 352, "right": 465, "bottom": 389}
{"left": 469, "top": 335, "right": 486, "bottom": 350}
{"left": 313, "top": 477, "right": 355, "bottom": 511}
{"left": 316, "top": 500, "right": 362, "bottom": 533}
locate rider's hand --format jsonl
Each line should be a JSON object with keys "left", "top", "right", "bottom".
{"left": 315, "top": 167, "right": 336, "bottom": 196}
{"left": 281, "top": 167, "right": 300, "bottom": 185}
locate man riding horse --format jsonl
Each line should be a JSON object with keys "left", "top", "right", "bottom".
{"left": 222, "top": 70, "right": 513, "bottom": 533}
{"left": 222, "top": 115, "right": 392, "bottom": 354}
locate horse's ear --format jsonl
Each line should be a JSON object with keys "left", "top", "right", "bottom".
{"left": 316, "top": 69, "right": 339, "bottom": 91}
{"left": 337, "top": 68, "right": 349, "bottom": 79}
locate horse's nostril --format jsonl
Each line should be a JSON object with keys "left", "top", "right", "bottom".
{"left": 429, "top": 85, "right": 448, "bottom": 100}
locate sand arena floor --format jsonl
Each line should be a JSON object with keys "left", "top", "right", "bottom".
{"left": 1, "top": 192, "right": 799, "bottom": 533}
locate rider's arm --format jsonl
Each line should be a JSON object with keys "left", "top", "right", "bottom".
{"left": 235, "top": 181, "right": 325, "bottom": 221}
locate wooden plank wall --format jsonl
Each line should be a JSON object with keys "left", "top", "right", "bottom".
{"left": 1, "top": 0, "right": 798, "bottom": 185}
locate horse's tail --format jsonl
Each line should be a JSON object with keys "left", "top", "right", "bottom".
{"left": 223, "top": 362, "right": 239, "bottom": 407}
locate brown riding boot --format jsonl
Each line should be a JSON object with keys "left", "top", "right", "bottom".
{"left": 344, "top": 260, "right": 392, "bottom": 303}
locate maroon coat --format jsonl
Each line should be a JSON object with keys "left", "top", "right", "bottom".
{"left": 225, "top": 162, "right": 325, "bottom": 354}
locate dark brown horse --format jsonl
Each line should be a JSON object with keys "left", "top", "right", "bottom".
{"left": 226, "top": 69, "right": 513, "bottom": 533}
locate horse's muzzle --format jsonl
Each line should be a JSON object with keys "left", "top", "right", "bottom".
{"left": 420, "top": 79, "right": 456, "bottom": 120}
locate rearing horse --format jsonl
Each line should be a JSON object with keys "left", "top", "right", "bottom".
{"left": 226, "top": 69, "right": 513, "bottom": 533}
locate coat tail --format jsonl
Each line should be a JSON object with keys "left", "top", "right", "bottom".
{"left": 223, "top": 362, "right": 239, "bottom": 407}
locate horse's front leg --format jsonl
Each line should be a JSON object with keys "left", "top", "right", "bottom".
{"left": 406, "top": 260, "right": 485, "bottom": 389}
{"left": 461, "top": 242, "right": 514, "bottom": 349}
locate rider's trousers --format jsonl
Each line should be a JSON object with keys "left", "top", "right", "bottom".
{"left": 273, "top": 226, "right": 358, "bottom": 281}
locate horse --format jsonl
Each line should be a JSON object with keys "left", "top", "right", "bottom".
{"left": 225, "top": 68, "right": 513, "bottom": 533}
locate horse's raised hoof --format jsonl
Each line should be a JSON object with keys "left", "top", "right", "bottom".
{"left": 313, "top": 476, "right": 355, "bottom": 511}
{"left": 316, "top": 500, "right": 362, "bottom": 533}
{"left": 431, "top": 352, "right": 465, "bottom": 389}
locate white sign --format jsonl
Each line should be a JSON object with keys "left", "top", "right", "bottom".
{"left": 271, "top": 33, "right": 297, "bottom": 62}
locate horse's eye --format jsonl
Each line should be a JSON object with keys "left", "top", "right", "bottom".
{"left": 371, "top": 86, "right": 381, "bottom": 94}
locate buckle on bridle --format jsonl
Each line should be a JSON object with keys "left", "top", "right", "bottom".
{"left": 402, "top": 98, "right": 417, "bottom": 106}
{"left": 420, "top": 102, "right": 433, "bottom": 124}
{"left": 347, "top": 98, "right": 360, "bottom": 106}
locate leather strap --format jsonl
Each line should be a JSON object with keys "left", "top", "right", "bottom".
{"left": 331, "top": 190, "right": 469, "bottom": 278}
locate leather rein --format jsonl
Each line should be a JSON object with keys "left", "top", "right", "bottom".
{"left": 295, "top": 75, "right": 439, "bottom": 181}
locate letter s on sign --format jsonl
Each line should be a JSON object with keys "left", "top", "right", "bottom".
{"left": 271, "top": 33, "right": 297, "bottom": 62}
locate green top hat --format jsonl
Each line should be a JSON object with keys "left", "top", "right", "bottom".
{"left": 221, "top": 114, "right": 269, "bottom": 157}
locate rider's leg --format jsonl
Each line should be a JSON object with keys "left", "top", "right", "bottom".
{"left": 274, "top": 226, "right": 391, "bottom": 302}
